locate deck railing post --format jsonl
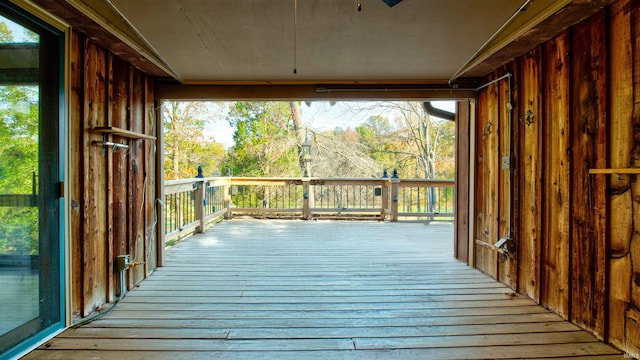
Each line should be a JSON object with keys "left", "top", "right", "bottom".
{"left": 224, "top": 178, "right": 232, "bottom": 219}
{"left": 381, "top": 170, "right": 390, "bottom": 221}
{"left": 390, "top": 169, "right": 400, "bottom": 222}
{"left": 302, "top": 178, "right": 310, "bottom": 220}
{"left": 195, "top": 179, "right": 205, "bottom": 233}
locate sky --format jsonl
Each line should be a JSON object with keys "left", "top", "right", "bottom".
{"left": 1, "top": 16, "right": 35, "bottom": 42}
{"left": 205, "top": 101, "right": 455, "bottom": 149}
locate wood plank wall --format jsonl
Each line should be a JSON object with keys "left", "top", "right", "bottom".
{"left": 454, "top": 101, "right": 470, "bottom": 263}
{"left": 473, "top": 1, "right": 639, "bottom": 356}
{"left": 70, "top": 31, "right": 158, "bottom": 320}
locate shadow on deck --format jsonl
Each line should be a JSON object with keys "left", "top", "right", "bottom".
{"left": 24, "top": 220, "right": 625, "bottom": 359}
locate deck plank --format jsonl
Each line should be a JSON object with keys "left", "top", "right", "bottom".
{"left": 23, "top": 220, "right": 626, "bottom": 359}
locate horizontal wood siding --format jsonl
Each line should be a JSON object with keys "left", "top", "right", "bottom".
{"left": 70, "top": 32, "right": 158, "bottom": 320}
{"left": 474, "top": 1, "right": 640, "bottom": 356}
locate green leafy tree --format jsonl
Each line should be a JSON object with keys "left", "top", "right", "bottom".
{"left": 0, "top": 85, "right": 39, "bottom": 254}
{"left": 163, "top": 101, "right": 226, "bottom": 179}
{"left": 0, "top": 21, "right": 39, "bottom": 254}
{"left": 351, "top": 102, "right": 455, "bottom": 179}
{"left": 356, "top": 115, "right": 398, "bottom": 171}
{"left": 223, "top": 102, "right": 299, "bottom": 176}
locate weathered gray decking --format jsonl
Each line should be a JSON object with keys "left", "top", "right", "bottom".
{"left": 24, "top": 220, "right": 625, "bottom": 359}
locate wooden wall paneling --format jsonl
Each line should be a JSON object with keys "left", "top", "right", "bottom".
{"left": 475, "top": 90, "right": 487, "bottom": 271}
{"left": 626, "top": 0, "right": 640, "bottom": 354}
{"left": 510, "top": 61, "right": 521, "bottom": 290}
{"left": 607, "top": 0, "right": 635, "bottom": 350}
{"left": 487, "top": 82, "right": 500, "bottom": 279}
{"left": 455, "top": 100, "right": 470, "bottom": 263}
{"left": 82, "top": 40, "right": 108, "bottom": 315}
{"left": 110, "top": 54, "right": 130, "bottom": 298}
{"left": 475, "top": 83, "right": 499, "bottom": 278}
{"left": 541, "top": 31, "right": 571, "bottom": 318}
{"left": 569, "top": 11, "right": 607, "bottom": 338}
{"left": 144, "top": 77, "right": 157, "bottom": 273}
{"left": 104, "top": 54, "right": 113, "bottom": 302}
{"left": 130, "top": 69, "right": 146, "bottom": 285}
{"left": 155, "top": 97, "right": 165, "bottom": 268}
{"left": 498, "top": 65, "right": 517, "bottom": 289}
{"left": 69, "top": 31, "right": 84, "bottom": 320}
{"left": 517, "top": 46, "right": 543, "bottom": 302}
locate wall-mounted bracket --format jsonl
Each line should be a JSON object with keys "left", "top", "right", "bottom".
{"left": 495, "top": 237, "right": 514, "bottom": 261}
{"left": 93, "top": 138, "right": 129, "bottom": 155}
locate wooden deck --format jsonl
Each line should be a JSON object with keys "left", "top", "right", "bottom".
{"left": 24, "top": 220, "right": 626, "bottom": 359}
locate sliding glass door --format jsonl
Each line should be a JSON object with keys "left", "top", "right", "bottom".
{"left": 0, "top": 4, "right": 63, "bottom": 358}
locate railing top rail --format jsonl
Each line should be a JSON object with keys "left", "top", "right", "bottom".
{"left": 397, "top": 179, "right": 455, "bottom": 187}
{"left": 164, "top": 178, "right": 209, "bottom": 186}
{"left": 230, "top": 177, "right": 304, "bottom": 186}
{"left": 163, "top": 177, "right": 455, "bottom": 188}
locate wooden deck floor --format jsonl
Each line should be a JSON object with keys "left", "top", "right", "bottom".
{"left": 24, "top": 220, "right": 626, "bottom": 359}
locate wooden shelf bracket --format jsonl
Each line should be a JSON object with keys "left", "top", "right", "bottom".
{"left": 94, "top": 126, "right": 157, "bottom": 141}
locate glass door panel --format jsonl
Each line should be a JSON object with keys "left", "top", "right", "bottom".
{"left": 0, "top": 6, "right": 62, "bottom": 357}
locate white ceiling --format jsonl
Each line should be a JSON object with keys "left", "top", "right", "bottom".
{"left": 105, "top": 0, "right": 524, "bottom": 84}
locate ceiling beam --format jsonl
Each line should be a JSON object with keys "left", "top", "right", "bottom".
{"left": 155, "top": 84, "right": 478, "bottom": 101}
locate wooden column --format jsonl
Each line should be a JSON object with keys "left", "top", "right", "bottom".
{"left": 224, "top": 179, "right": 232, "bottom": 219}
{"left": 455, "top": 100, "right": 470, "bottom": 263}
{"left": 302, "top": 179, "right": 311, "bottom": 220}
{"left": 195, "top": 181, "right": 205, "bottom": 233}
{"left": 381, "top": 179, "right": 390, "bottom": 221}
{"left": 390, "top": 178, "right": 399, "bottom": 222}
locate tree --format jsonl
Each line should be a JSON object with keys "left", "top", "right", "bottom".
{"left": 0, "top": 22, "right": 40, "bottom": 254}
{"left": 351, "top": 102, "right": 455, "bottom": 179}
{"left": 289, "top": 101, "right": 307, "bottom": 174}
{"left": 223, "top": 102, "right": 299, "bottom": 176}
{"left": 162, "top": 101, "right": 226, "bottom": 179}
{"left": 316, "top": 129, "right": 380, "bottom": 177}
{"left": 356, "top": 115, "right": 398, "bottom": 171}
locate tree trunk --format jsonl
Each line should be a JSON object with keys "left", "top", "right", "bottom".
{"left": 290, "top": 101, "right": 306, "bottom": 174}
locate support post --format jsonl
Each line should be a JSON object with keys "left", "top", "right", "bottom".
{"left": 390, "top": 169, "right": 400, "bottom": 222}
{"left": 390, "top": 179, "right": 400, "bottom": 222}
{"left": 224, "top": 178, "right": 232, "bottom": 219}
{"left": 195, "top": 180, "right": 205, "bottom": 233}
{"left": 380, "top": 181, "right": 388, "bottom": 221}
{"left": 381, "top": 170, "right": 390, "bottom": 221}
{"left": 302, "top": 178, "right": 311, "bottom": 220}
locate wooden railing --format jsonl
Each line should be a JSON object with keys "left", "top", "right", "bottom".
{"left": 163, "top": 176, "right": 455, "bottom": 243}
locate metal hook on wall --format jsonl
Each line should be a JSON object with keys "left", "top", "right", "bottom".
{"left": 93, "top": 140, "right": 130, "bottom": 155}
